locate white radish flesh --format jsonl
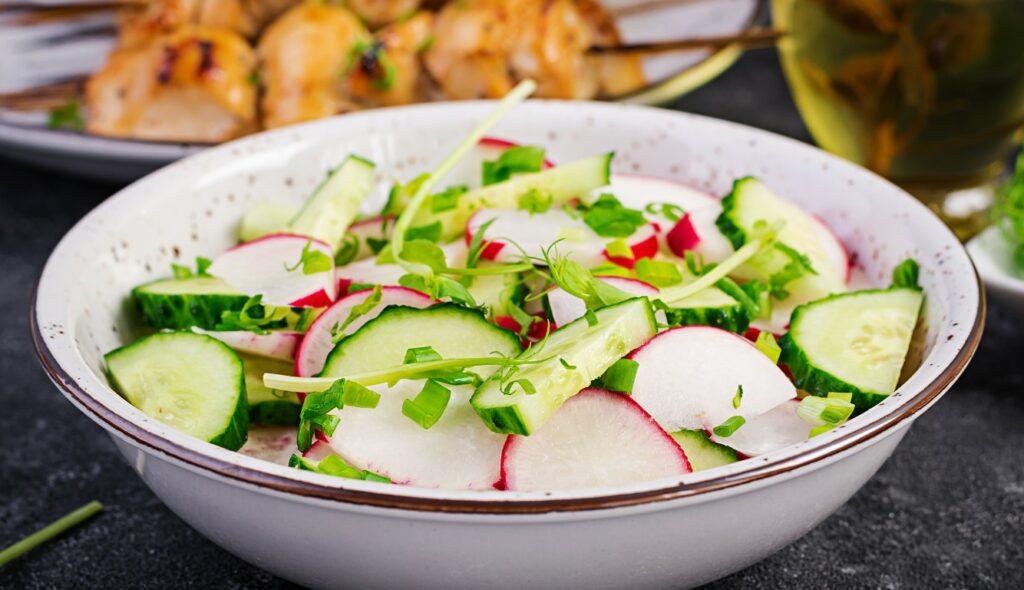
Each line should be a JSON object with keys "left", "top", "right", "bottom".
{"left": 208, "top": 233, "right": 336, "bottom": 307}
{"left": 545, "top": 276, "right": 657, "bottom": 328}
{"left": 711, "top": 400, "right": 812, "bottom": 456}
{"left": 629, "top": 326, "right": 796, "bottom": 432}
{"left": 295, "top": 286, "right": 433, "bottom": 377}
{"left": 193, "top": 328, "right": 300, "bottom": 361}
{"left": 501, "top": 388, "right": 691, "bottom": 492}
{"left": 599, "top": 174, "right": 734, "bottom": 263}
{"left": 328, "top": 380, "right": 505, "bottom": 490}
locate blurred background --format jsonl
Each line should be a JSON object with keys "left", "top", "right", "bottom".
{"left": 1, "top": 1, "right": 1022, "bottom": 588}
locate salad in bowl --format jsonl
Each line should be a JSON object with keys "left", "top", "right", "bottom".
{"left": 101, "top": 82, "right": 928, "bottom": 493}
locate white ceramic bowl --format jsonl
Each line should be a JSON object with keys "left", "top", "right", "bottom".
{"left": 33, "top": 101, "right": 983, "bottom": 589}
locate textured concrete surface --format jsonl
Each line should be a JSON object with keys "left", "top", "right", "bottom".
{"left": 2, "top": 50, "right": 1021, "bottom": 589}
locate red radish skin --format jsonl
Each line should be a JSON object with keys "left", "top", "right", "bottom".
{"left": 478, "top": 137, "right": 555, "bottom": 169}
{"left": 628, "top": 326, "right": 796, "bottom": 434}
{"left": 294, "top": 286, "right": 433, "bottom": 377}
{"left": 500, "top": 388, "right": 691, "bottom": 492}
{"left": 208, "top": 232, "right": 336, "bottom": 307}
{"left": 665, "top": 213, "right": 701, "bottom": 256}
{"left": 603, "top": 227, "right": 660, "bottom": 268}
{"left": 809, "top": 213, "right": 851, "bottom": 283}
{"left": 494, "top": 314, "right": 554, "bottom": 343}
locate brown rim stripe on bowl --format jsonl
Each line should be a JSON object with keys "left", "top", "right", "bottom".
{"left": 31, "top": 269, "right": 985, "bottom": 514}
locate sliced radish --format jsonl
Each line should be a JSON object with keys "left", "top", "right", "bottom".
{"left": 336, "top": 256, "right": 409, "bottom": 288}
{"left": 711, "top": 399, "right": 811, "bottom": 456}
{"left": 600, "top": 174, "right": 734, "bottom": 263}
{"left": 303, "top": 439, "right": 336, "bottom": 461}
{"left": 629, "top": 327, "right": 796, "bottom": 433}
{"left": 347, "top": 215, "right": 394, "bottom": 260}
{"left": 295, "top": 286, "right": 433, "bottom": 377}
{"left": 328, "top": 380, "right": 505, "bottom": 490}
{"left": 193, "top": 328, "right": 300, "bottom": 361}
{"left": 545, "top": 276, "right": 657, "bottom": 328}
{"left": 603, "top": 223, "right": 659, "bottom": 268}
{"left": 208, "top": 233, "right": 336, "bottom": 307}
{"left": 665, "top": 213, "right": 701, "bottom": 256}
{"left": 809, "top": 214, "right": 851, "bottom": 283}
{"left": 466, "top": 208, "right": 604, "bottom": 264}
{"left": 500, "top": 388, "right": 691, "bottom": 492}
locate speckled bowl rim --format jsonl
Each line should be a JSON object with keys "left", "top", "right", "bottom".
{"left": 32, "top": 101, "right": 985, "bottom": 515}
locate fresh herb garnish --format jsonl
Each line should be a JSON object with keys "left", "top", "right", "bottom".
{"left": 0, "top": 501, "right": 102, "bottom": 566}
{"left": 766, "top": 242, "right": 817, "bottom": 299}
{"left": 559, "top": 357, "right": 576, "bottom": 370}
{"left": 405, "top": 221, "right": 442, "bottom": 243}
{"left": 797, "top": 393, "right": 856, "bottom": 438}
{"left": 644, "top": 202, "right": 685, "bottom": 222}
{"left": 517, "top": 188, "right": 553, "bottom": 214}
{"left": 334, "top": 233, "right": 360, "bottom": 266}
{"left": 404, "top": 345, "right": 442, "bottom": 364}
{"left": 541, "top": 245, "right": 633, "bottom": 310}
{"left": 284, "top": 240, "right": 333, "bottom": 275}
{"left": 891, "top": 258, "right": 921, "bottom": 289}
{"left": 605, "top": 239, "right": 634, "bottom": 261}
{"left": 330, "top": 285, "right": 382, "bottom": 342}
{"left": 595, "top": 358, "right": 639, "bottom": 394}
{"left": 46, "top": 101, "right": 85, "bottom": 132}
{"left": 732, "top": 384, "right": 743, "bottom": 409}
{"left": 347, "top": 40, "right": 396, "bottom": 90}
{"left": 289, "top": 453, "right": 390, "bottom": 482}
{"left": 216, "top": 295, "right": 297, "bottom": 333}
{"left": 584, "top": 309, "right": 599, "bottom": 327}
{"left": 712, "top": 415, "right": 746, "bottom": 437}
{"left": 634, "top": 258, "right": 683, "bottom": 287}
{"left": 402, "top": 379, "right": 451, "bottom": 429}
{"left": 170, "top": 256, "right": 213, "bottom": 279}
{"left": 296, "top": 378, "right": 381, "bottom": 451}
{"left": 580, "top": 194, "right": 647, "bottom": 238}
{"left": 430, "top": 185, "right": 467, "bottom": 213}
{"left": 753, "top": 331, "right": 782, "bottom": 364}
{"left": 482, "top": 145, "right": 546, "bottom": 185}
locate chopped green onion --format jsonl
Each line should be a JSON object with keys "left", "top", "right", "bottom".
{"left": 754, "top": 331, "right": 782, "bottom": 364}
{"left": 0, "top": 501, "right": 102, "bottom": 566}
{"left": 606, "top": 239, "right": 634, "bottom": 260}
{"left": 502, "top": 378, "right": 537, "bottom": 396}
{"left": 809, "top": 424, "right": 834, "bottom": 438}
{"left": 559, "top": 357, "right": 576, "bottom": 370}
{"left": 797, "top": 395, "right": 855, "bottom": 428}
{"left": 404, "top": 346, "right": 442, "bottom": 364}
{"left": 827, "top": 392, "right": 853, "bottom": 403}
{"left": 402, "top": 379, "right": 451, "bottom": 429}
{"left": 596, "top": 358, "right": 639, "bottom": 394}
{"left": 634, "top": 258, "right": 683, "bottom": 287}
{"left": 584, "top": 309, "right": 599, "bottom": 327}
{"left": 712, "top": 415, "right": 746, "bottom": 437}
{"left": 46, "top": 100, "right": 85, "bottom": 132}
{"left": 341, "top": 381, "right": 381, "bottom": 408}
{"left": 517, "top": 188, "right": 553, "bottom": 214}
{"left": 289, "top": 454, "right": 391, "bottom": 482}
{"left": 732, "top": 384, "right": 743, "bottom": 409}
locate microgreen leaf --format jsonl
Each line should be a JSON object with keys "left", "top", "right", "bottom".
{"left": 634, "top": 258, "right": 682, "bottom": 287}
{"left": 405, "top": 222, "right": 442, "bottom": 243}
{"left": 581, "top": 194, "right": 646, "bottom": 238}
{"left": 891, "top": 258, "right": 921, "bottom": 289}
{"left": 331, "top": 285, "right": 382, "bottom": 342}
{"left": 335, "top": 233, "right": 360, "bottom": 266}
{"left": 430, "top": 185, "right": 467, "bottom": 213}
{"left": 482, "top": 146, "right": 546, "bottom": 185}
{"left": 285, "top": 241, "right": 333, "bottom": 275}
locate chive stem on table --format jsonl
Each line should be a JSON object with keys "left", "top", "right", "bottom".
{"left": 0, "top": 500, "right": 103, "bottom": 566}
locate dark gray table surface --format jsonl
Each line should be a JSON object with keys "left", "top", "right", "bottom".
{"left": 2, "top": 50, "right": 1022, "bottom": 590}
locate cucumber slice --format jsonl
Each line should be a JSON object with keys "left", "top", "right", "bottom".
{"left": 288, "top": 155, "right": 375, "bottom": 250}
{"left": 242, "top": 354, "right": 300, "bottom": 426}
{"left": 472, "top": 297, "right": 658, "bottom": 436}
{"left": 321, "top": 303, "right": 521, "bottom": 376}
{"left": 414, "top": 154, "right": 612, "bottom": 242}
{"left": 670, "top": 429, "right": 738, "bottom": 471}
{"left": 239, "top": 201, "right": 297, "bottom": 243}
{"left": 716, "top": 177, "right": 847, "bottom": 303}
{"left": 132, "top": 276, "right": 249, "bottom": 330}
{"left": 105, "top": 332, "right": 248, "bottom": 450}
{"left": 661, "top": 287, "right": 748, "bottom": 334}
{"left": 780, "top": 288, "right": 924, "bottom": 411}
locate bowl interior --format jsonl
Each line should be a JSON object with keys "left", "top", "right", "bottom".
{"left": 35, "top": 100, "right": 980, "bottom": 504}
